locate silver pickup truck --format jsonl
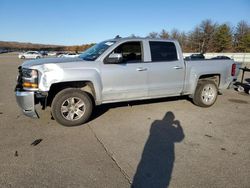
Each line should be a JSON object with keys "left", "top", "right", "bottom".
{"left": 15, "top": 37, "right": 237, "bottom": 126}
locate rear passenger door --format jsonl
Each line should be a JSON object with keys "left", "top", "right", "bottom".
{"left": 147, "top": 41, "right": 185, "bottom": 97}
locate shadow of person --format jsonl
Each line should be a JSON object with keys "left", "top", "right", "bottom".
{"left": 132, "top": 112, "right": 185, "bottom": 188}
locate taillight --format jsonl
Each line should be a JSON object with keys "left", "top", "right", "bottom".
{"left": 231, "top": 63, "right": 236, "bottom": 76}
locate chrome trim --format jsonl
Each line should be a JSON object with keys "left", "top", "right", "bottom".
{"left": 15, "top": 91, "right": 38, "bottom": 118}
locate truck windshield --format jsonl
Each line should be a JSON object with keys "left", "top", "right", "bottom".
{"left": 79, "top": 41, "right": 116, "bottom": 61}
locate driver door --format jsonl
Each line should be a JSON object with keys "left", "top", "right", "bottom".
{"left": 101, "top": 41, "right": 148, "bottom": 102}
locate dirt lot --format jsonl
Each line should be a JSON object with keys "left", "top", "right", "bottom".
{"left": 0, "top": 53, "right": 249, "bottom": 188}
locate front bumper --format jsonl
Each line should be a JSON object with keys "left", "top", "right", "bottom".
{"left": 15, "top": 91, "right": 38, "bottom": 118}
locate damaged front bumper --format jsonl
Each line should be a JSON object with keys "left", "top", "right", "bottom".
{"left": 15, "top": 91, "right": 38, "bottom": 118}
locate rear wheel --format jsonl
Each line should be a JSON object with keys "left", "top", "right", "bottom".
{"left": 51, "top": 88, "right": 93, "bottom": 126}
{"left": 193, "top": 80, "right": 218, "bottom": 107}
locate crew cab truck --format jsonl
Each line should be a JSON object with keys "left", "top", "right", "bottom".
{"left": 15, "top": 38, "right": 237, "bottom": 126}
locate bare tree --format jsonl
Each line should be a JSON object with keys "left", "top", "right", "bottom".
{"left": 129, "top": 34, "right": 141, "bottom": 38}
{"left": 170, "top": 29, "right": 180, "bottom": 40}
{"left": 179, "top": 32, "right": 188, "bottom": 52}
{"left": 234, "top": 20, "right": 250, "bottom": 52}
{"left": 188, "top": 27, "right": 202, "bottom": 52}
{"left": 159, "top": 29, "right": 169, "bottom": 39}
{"left": 148, "top": 32, "right": 159, "bottom": 38}
{"left": 198, "top": 19, "right": 217, "bottom": 53}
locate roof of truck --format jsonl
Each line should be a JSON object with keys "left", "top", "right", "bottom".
{"left": 109, "top": 37, "right": 177, "bottom": 43}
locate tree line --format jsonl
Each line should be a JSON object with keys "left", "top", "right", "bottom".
{"left": 145, "top": 20, "right": 250, "bottom": 53}
{"left": 63, "top": 44, "right": 95, "bottom": 52}
{"left": 0, "top": 41, "right": 95, "bottom": 52}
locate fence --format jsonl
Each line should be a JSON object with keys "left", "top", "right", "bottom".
{"left": 183, "top": 53, "right": 250, "bottom": 67}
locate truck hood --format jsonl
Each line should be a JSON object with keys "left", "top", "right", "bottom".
{"left": 22, "top": 57, "right": 83, "bottom": 68}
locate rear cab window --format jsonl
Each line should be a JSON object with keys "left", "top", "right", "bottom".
{"left": 149, "top": 41, "right": 178, "bottom": 62}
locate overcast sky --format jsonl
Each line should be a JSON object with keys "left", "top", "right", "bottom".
{"left": 0, "top": 0, "right": 249, "bottom": 45}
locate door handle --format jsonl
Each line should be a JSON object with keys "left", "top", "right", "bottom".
{"left": 173, "top": 66, "right": 183, "bottom": 70}
{"left": 136, "top": 67, "right": 148, "bottom": 71}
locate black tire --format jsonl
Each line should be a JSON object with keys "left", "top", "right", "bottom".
{"left": 193, "top": 80, "right": 218, "bottom": 107}
{"left": 21, "top": 56, "right": 25, "bottom": 59}
{"left": 36, "top": 56, "right": 41, "bottom": 59}
{"left": 51, "top": 88, "right": 93, "bottom": 126}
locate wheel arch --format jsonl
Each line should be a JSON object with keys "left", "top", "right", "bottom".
{"left": 189, "top": 73, "right": 220, "bottom": 98}
{"left": 198, "top": 74, "right": 220, "bottom": 87}
{"left": 47, "top": 81, "right": 96, "bottom": 107}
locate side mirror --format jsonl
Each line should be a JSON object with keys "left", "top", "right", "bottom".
{"left": 106, "top": 53, "right": 123, "bottom": 64}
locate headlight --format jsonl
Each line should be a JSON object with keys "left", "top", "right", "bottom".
{"left": 22, "top": 68, "right": 38, "bottom": 89}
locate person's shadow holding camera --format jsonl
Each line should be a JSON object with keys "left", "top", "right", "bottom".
{"left": 132, "top": 111, "right": 185, "bottom": 188}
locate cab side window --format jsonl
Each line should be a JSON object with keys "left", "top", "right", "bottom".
{"left": 149, "top": 41, "right": 178, "bottom": 62}
{"left": 114, "top": 42, "right": 142, "bottom": 63}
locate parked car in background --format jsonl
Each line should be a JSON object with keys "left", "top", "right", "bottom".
{"left": 39, "top": 51, "right": 48, "bottom": 56}
{"left": 18, "top": 51, "right": 43, "bottom": 59}
{"left": 47, "top": 51, "right": 57, "bottom": 56}
{"left": 0, "top": 49, "right": 9, "bottom": 54}
{"left": 56, "top": 52, "right": 66, "bottom": 57}
{"left": 185, "top": 53, "right": 205, "bottom": 60}
{"left": 211, "top": 56, "right": 231, "bottom": 60}
{"left": 58, "top": 53, "right": 79, "bottom": 58}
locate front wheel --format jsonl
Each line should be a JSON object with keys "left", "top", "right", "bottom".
{"left": 51, "top": 88, "right": 93, "bottom": 126}
{"left": 193, "top": 80, "right": 218, "bottom": 107}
